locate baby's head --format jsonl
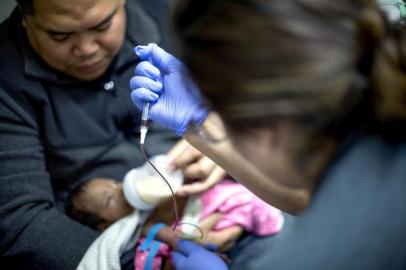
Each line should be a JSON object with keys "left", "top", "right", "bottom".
{"left": 66, "top": 178, "right": 134, "bottom": 230}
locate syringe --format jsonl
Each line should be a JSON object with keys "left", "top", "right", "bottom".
{"left": 140, "top": 102, "right": 150, "bottom": 145}
{"left": 140, "top": 46, "right": 154, "bottom": 146}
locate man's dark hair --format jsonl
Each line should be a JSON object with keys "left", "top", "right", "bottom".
{"left": 66, "top": 182, "right": 105, "bottom": 230}
{"left": 15, "top": 0, "right": 35, "bottom": 17}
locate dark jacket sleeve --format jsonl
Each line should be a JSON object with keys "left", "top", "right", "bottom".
{"left": 0, "top": 88, "right": 99, "bottom": 269}
{"left": 144, "top": 122, "right": 178, "bottom": 156}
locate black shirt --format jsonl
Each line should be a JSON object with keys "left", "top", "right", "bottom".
{"left": 0, "top": 1, "right": 176, "bottom": 269}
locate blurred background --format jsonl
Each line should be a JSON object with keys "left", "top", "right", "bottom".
{"left": 0, "top": 0, "right": 402, "bottom": 24}
{"left": 1, "top": 0, "right": 16, "bottom": 23}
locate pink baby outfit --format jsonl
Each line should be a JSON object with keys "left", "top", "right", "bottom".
{"left": 135, "top": 180, "right": 284, "bottom": 270}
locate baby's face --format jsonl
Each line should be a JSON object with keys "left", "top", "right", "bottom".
{"left": 82, "top": 178, "right": 134, "bottom": 225}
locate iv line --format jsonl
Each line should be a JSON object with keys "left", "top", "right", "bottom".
{"left": 140, "top": 142, "right": 204, "bottom": 238}
{"left": 138, "top": 47, "right": 203, "bottom": 238}
{"left": 140, "top": 143, "right": 179, "bottom": 229}
{"left": 140, "top": 102, "right": 150, "bottom": 145}
{"left": 139, "top": 49, "right": 154, "bottom": 145}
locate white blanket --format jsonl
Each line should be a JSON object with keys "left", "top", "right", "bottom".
{"left": 77, "top": 210, "right": 149, "bottom": 270}
{"left": 378, "top": 0, "right": 405, "bottom": 23}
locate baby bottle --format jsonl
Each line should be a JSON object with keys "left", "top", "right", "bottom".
{"left": 123, "top": 155, "right": 183, "bottom": 210}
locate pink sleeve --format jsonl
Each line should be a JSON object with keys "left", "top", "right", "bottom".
{"left": 201, "top": 181, "right": 284, "bottom": 236}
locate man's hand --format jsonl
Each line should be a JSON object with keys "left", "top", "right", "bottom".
{"left": 167, "top": 140, "right": 226, "bottom": 196}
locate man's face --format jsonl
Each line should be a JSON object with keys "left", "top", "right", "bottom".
{"left": 23, "top": 0, "right": 127, "bottom": 81}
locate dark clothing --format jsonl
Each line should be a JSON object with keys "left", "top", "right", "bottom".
{"left": 230, "top": 135, "right": 406, "bottom": 269}
{"left": 0, "top": 1, "right": 176, "bottom": 269}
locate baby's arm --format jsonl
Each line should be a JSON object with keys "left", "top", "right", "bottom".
{"left": 141, "top": 195, "right": 188, "bottom": 234}
{"left": 198, "top": 212, "right": 243, "bottom": 252}
{"left": 155, "top": 226, "right": 180, "bottom": 249}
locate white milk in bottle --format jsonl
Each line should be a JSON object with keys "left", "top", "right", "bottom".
{"left": 123, "top": 155, "right": 183, "bottom": 210}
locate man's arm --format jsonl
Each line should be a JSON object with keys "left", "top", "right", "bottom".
{"left": 0, "top": 89, "right": 99, "bottom": 269}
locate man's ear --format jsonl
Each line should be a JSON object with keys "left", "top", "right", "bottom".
{"left": 96, "top": 222, "right": 110, "bottom": 231}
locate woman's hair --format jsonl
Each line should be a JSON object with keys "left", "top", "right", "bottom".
{"left": 15, "top": 0, "right": 35, "bottom": 17}
{"left": 173, "top": 0, "right": 406, "bottom": 140}
{"left": 66, "top": 182, "right": 105, "bottom": 230}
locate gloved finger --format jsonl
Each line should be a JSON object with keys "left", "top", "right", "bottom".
{"left": 129, "top": 76, "right": 162, "bottom": 93}
{"left": 172, "top": 251, "right": 187, "bottom": 267}
{"left": 176, "top": 240, "right": 201, "bottom": 255}
{"left": 134, "top": 61, "right": 161, "bottom": 80}
{"left": 130, "top": 88, "right": 159, "bottom": 108}
{"left": 135, "top": 43, "right": 181, "bottom": 86}
{"left": 134, "top": 45, "right": 150, "bottom": 61}
{"left": 148, "top": 43, "right": 183, "bottom": 74}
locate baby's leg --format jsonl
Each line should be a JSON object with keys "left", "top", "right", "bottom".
{"left": 198, "top": 212, "right": 224, "bottom": 231}
{"left": 202, "top": 225, "right": 244, "bottom": 252}
{"left": 197, "top": 213, "right": 244, "bottom": 251}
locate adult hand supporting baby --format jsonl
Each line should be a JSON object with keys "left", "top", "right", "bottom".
{"left": 167, "top": 139, "right": 226, "bottom": 196}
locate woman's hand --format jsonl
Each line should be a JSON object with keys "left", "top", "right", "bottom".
{"left": 130, "top": 43, "right": 207, "bottom": 136}
{"left": 167, "top": 140, "right": 226, "bottom": 196}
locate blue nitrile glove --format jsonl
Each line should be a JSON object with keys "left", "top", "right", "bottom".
{"left": 130, "top": 43, "right": 208, "bottom": 136}
{"left": 172, "top": 240, "right": 229, "bottom": 270}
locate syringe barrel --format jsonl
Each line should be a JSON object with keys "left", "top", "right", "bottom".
{"left": 142, "top": 102, "right": 150, "bottom": 122}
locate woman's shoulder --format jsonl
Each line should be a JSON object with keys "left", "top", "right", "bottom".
{"left": 313, "top": 134, "right": 406, "bottom": 224}
{"left": 281, "top": 135, "right": 406, "bottom": 269}
{"left": 338, "top": 135, "right": 406, "bottom": 180}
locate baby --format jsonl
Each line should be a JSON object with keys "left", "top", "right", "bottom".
{"left": 66, "top": 177, "right": 283, "bottom": 270}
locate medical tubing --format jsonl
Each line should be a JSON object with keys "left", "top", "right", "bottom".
{"left": 140, "top": 144, "right": 204, "bottom": 238}
{"left": 139, "top": 47, "right": 203, "bottom": 238}
{"left": 140, "top": 144, "right": 179, "bottom": 230}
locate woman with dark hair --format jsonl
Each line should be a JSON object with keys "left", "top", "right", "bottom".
{"left": 130, "top": 0, "right": 406, "bottom": 269}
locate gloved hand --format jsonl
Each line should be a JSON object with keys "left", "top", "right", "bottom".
{"left": 130, "top": 43, "right": 208, "bottom": 136}
{"left": 172, "top": 240, "right": 229, "bottom": 270}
